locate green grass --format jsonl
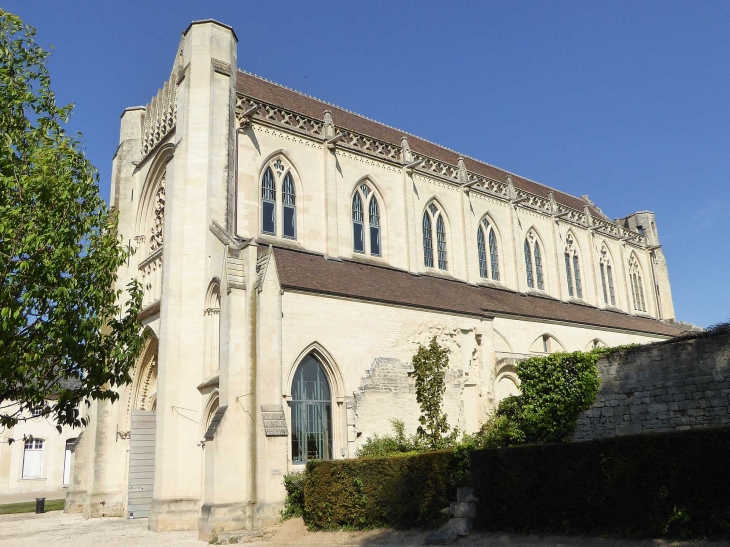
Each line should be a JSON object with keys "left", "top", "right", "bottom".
{"left": 0, "top": 499, "right": 65, "bottom": 515}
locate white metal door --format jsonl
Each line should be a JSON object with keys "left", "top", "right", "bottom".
{"left": 127, "top": 410, "right": 156, "bottom": 518}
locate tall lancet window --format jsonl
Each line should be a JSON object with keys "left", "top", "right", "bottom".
{"left": 261, "top": 157, "right": 299, "bottom": 239}
{"left": 422, "top": 212, "right": 433, "bottom": 268}
{"left": 423, "top": 202, "right": 447, "bottom": 270}
{"left": 291, "top": 355, "right": 332, "bottom": 464}
{"left": 628, "top": 254, "right": 647, "bottom": 312}
{"left": 369, "top": 196, "right": 381, "bottom": 256}
{"left": 282, "top": 173, "right": 296, "bottom": 239}
{"left": 599, "top": 244, "right": 616, "bottom": 307}
{"left": 352, "top": 182, "right": 382, "bottom": 256}
{"left": 261, "top": 167, "right": 276, "bottom": 235}
{"left": 204, "top": 282, "right": 221, "bottom": 374}
{"left": 563, "top": 233, "right": 583, "bottom": 298}
{"left": 477, "top": 218, "right": 500, "bottom": 281}
{"left": 524, "top": 231, "right": 544, "bottom": 290}
{"left": 524, "top": 240, "right": 534, "bottom": 288}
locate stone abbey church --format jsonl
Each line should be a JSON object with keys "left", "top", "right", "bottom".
{"left": 66, "top": 20, "right": 683, "bottom": 539}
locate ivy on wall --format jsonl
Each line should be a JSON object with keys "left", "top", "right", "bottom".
{"left": 477, "top": 347, "right": 632, "bottom": 448}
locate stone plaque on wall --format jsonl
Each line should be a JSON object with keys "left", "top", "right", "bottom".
{"left": 261, "top": 404, "right": 288, "bottom": 436}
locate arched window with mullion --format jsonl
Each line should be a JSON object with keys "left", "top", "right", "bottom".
{"left": 600, "top": 263, "right": 608, "bottom": 304}
{"left": 261, "top": 167, "right": 276, "bottom": 235}
{"left": 423, "top": 202, "right": 447, "bottom": 271}
{"left": 282, "top": 173, "right": 296, "bottom": 239}
{"left": 291, "top": 355, "right": 332, "bottom": 464}
{"left": 477, "top": 219, "right": 500, "bottom": 281}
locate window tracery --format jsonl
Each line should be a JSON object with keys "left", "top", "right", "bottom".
{"left": 423, "top": 202, "right": 447, "bottom": 270}
{"left": 260, "top": 157, "right": 298, "bottom": 239}
{"left": 524, "top": 230, "right": 544, "bottom": 290}
{"left": 291, "top": 354, "right": 332, "bottom": 463}
{"left": 352, "top": 182, "right": 381, "bottom": 256}
{"left": 477, "top": 218, "right": 500, "bottom": 281}
{"left": 204, "top": 282, "right": 221, "bottom": 374}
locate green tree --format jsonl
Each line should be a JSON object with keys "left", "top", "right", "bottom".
{"left": 0, "top": 10, "right": 144, "bottom": 432}
{"left": 412, "top": 336, "right": 453, "bottom": 449}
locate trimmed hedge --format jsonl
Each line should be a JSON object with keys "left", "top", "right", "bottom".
{"left": 471, "top": 426, "right": 730, "bottom": 538}
{"left": 303, "top": 450, "right": 456, "bottom": 530}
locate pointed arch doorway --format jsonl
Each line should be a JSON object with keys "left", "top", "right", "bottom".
{"left": 127, "top": 335, "right": 158, "bottom": 518}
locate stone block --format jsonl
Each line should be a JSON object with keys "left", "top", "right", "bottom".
{"left": 450, "top": 502, "right": 476, "bottom": 519}
{"left": 647, "top": 403, "right": 668, "bottom": 413}
{"left": 445, "top": 517, "right": 473, "bottom": 536}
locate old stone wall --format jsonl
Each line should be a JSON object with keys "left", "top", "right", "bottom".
{"left": 573, "top": 328, "right": 730, "bottom": 441}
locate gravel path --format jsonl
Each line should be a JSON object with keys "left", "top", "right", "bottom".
{"left": 0, "top": 511, "right": 725, "bottom": 547}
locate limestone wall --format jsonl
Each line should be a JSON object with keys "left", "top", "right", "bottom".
{"left": 573, "top": 328, "right": 730, "bottom": 441}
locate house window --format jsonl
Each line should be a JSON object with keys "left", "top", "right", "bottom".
{"left": 22, "top": 439, "right": 44, "bottom": 478}
{"left": 261, "top": 158, "right": 298, "bottom": 239}
{"left": 477, "top": 219, "right": 500, "bottom": 281}
{"left": 291, "top": 355, "right": 332, "bottom": 464}
{"left": 423, "top": 202, "right": 447, "bottom": 270}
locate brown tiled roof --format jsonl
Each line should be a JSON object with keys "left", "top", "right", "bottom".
{"left": 236, "top": 71, "right": 606, "bottom": 219}
{"left": 271, "top": 247, "right": 681, "bottom": 338}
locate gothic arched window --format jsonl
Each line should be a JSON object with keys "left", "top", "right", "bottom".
{"left": 599, "top": 244, "right": 617, "bottom": 307}
{"left": 352, "top": 183, "right": 381, "bottom": 256}
{"left": 261, "top": 158, "right": 298, "bottom": 239}
{"left": 423, "top": 202, "right": 447, "bottom": 270}
{"left": 563, "top": 234, "right": 582, "bottom": 298}
{"left": 291, "top": 355, "right": 332, "bottom": 463}
{"left": 524, "top": 232, "right": 544, "bottom": 290}
{"left": 628, "top": 254, "right": 647, "bottom": 312}
{"left": 477, "top": 218, "right": 500, "bottom": 281}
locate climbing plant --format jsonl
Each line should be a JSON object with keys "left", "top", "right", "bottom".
{"left": 477, "top": 347, "right": 627, "bottom": 448}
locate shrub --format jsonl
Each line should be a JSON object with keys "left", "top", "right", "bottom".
{"left": 280, "top": 472, "right": 305, "bottom": 520}
{"left": 357, "top": 419, "right": 422, "bottom": 458}
{"left": 303, "top": 450, "right": 456, "bottom": 530}
{"left": 471, "top": 426, "right": 730, "bottom": 539}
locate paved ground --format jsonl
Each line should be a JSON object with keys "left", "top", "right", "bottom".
{"left": 0, "top": 511, "right": 726, "bottom": 547}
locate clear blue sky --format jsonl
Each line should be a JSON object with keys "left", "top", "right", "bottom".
{"left": 5, "top": 1, "right": 729, "bottom": 328}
